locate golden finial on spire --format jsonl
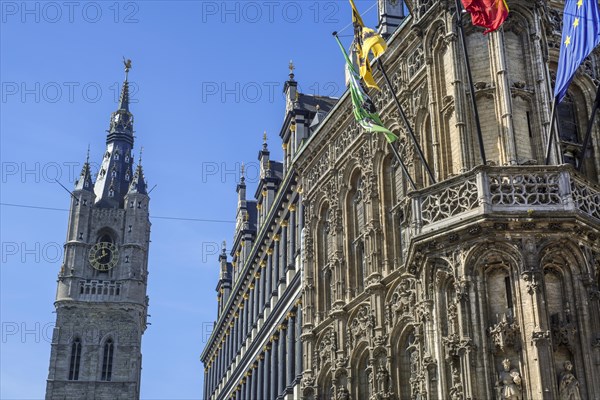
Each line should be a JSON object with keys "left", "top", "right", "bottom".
{"left": 240, "top": 162, "right": 245, "bottom": 177}
{"left": 263, "top": 130, "right": 267, "bottom": 143}
{"left": 288, "top": 60, "right": 295, "bottom": 80}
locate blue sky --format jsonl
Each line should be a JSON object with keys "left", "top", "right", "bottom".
{"left": 0, "top": 1, "right": 379, "bottom": 398}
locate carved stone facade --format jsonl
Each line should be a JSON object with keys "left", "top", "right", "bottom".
{"left": 202, "top": 1, "right": 600, "bottom": 399}
{"left": 296, "top": 1, "right": 600, "bottom": 399}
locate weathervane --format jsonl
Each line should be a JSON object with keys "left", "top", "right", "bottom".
{"left": 123, "top": 57, "right": 132, "bottom": 81}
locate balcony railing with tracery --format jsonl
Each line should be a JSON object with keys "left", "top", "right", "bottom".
{"left": 408, "top": 165, "right": 600, "bottom": 236}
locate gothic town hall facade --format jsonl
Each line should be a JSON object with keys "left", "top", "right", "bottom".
{"left": 202, "top": 0, "right": 600, "bottom": 399}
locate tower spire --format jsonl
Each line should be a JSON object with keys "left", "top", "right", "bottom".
{"left": 108, "top": 58, "right": 134, "bottom": 139}
{"left": 94, "top": 59, "right": 136, "bottom": 207}
{"left": 119, "top": 58, "right": 132, "bottom": 111}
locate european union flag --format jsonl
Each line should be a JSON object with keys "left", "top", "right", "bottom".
{"left": 554, "top": 0, "right": 600, "bottom": 103}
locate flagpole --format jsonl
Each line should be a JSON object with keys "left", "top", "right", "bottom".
{"left": 454, "top": 0, "right": 487, "bottom": 166}
{"left": 333, "top": 31, "right": 417, "bottom": 191}
{"left": 577, "top": 84, "right": 600, "bottom": 171}
{"left": 375, "top": 58, "right": 436, "bottom": 184}
{"left": 545, "top": 98, "right": 559, "bottom": 165}
{"left": 390, "top": 141, "right": 417, "bottom": 190}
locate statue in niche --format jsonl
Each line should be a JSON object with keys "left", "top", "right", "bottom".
{"left": 376, "top": 364, "right": 390, "bottom": 393}
{"left": 559, "top": 360, "right": 581, "bottom": 400}
{"left": 495, "top": 358, "right": 522, "bottom": 400}
{"left": 394, "top": 279, "right": 415, "bottom": 317}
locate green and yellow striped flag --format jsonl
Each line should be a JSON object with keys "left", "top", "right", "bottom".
{"left": 334, "top": 35, "right": 397, "bottom": 143}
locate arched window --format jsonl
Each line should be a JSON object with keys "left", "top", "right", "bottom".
{"left": 319, "top": 208, "right": 330, "bottom": 266}
{"left": 320, "top": 376, "right": 333, "bottom": 399}
{"left": 382, "top": 156, "right": 405, "bottom": 269}
{"left": 101, "top": 338, "right": 114, "bottom": 381}
{"left": 356, "top": 352, "right": 370, "bottom": 399}
{"left": 352, "top": 178, "right": 366, "bottom": 294}
{"left": 318, "top": 206, "right": 332, "bottom": 313}
{"left": 98, "top": 234, "right": 113, "bottom": 243}
{"left": 558, "top": 94, "right": 581, "bottom": 167}
{"left": 486, "top": 266, "right": 514, "bottom": 322}
{"left": 323, "top": 268, "right": 332, "bottom": 312}
{"left": 68, "top": 338, "right": 82, "bottom": 380}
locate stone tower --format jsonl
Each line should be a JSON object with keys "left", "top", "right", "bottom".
{"left": 45, "top": 62, "right": 150, "bottom": 400}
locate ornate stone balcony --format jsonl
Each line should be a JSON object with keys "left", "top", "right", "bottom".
{"left": 407, "top": 165, "right": 600, "bottom": 238}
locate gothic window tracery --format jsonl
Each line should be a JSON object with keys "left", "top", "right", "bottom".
{"left": 352, "top": 177, "right": 366, "bottom": 295}
{"left": 382, "top": 156, "right": 404, "bottom": 269}
{"left": 68, "top": 338, "right": 82, "bottom": 381}
{"left": 542, "top": 257, "right": 579, "bottom": 367}
{"left": 100, "top": 338, "right": 114, "bottom": 381}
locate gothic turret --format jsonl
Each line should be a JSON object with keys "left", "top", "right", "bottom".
{"left": 216, "top": 242, "right": 232, "bottom": 317}
{"left": 236, "top": 163, "right": 247, "bottom": 212}
{"left": 284, "top": 60, "right": 298, "bottom": 113}
{"left": 378, "top": 0, "right": 406, "bottom": 38}
{"left": 94, "top": 60, "right": 135, "bottom": 208}
{"left": 128, "top": 154, "right": 148, "bottom": 196}
{"left": 74, "top": 148, "right": 94, "bottom": 193}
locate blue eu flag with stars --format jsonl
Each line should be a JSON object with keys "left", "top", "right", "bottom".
{"left": 554, "top": 0, "right": 600, "bottom": 103}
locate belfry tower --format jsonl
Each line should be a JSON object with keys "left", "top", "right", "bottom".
{"left": 45, "top": 60, "right": 151, "bottom": 400}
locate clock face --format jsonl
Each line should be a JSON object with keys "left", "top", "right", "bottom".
{"left": 89, "top": 242, "right": 119, "bottom": 271}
